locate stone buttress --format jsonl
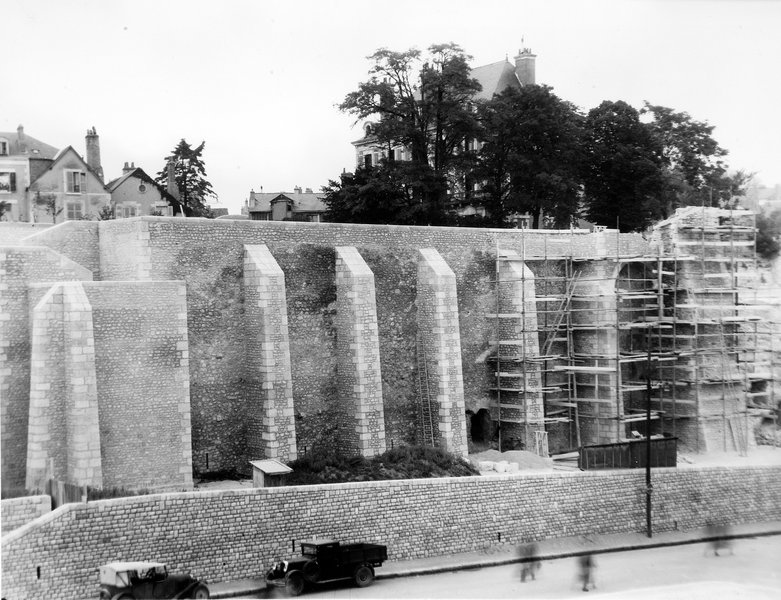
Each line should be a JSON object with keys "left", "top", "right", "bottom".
{"left": 416, "top": 249, "right": 468, "bottom": 458}
{"left": 335, "top": 247, "right": 387, "bottom": 457}
{"left": 26, "top": 282, "right": 102, "bottom": 490}
{"left": 243, "top": 245, "right": 297, "bottom": 463}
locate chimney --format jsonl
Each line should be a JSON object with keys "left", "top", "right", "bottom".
{"left": 122, "top": 161, "right": 133, "bottom": 174}
{"left": 166, "top": 159, "right": 179, "bottom": 200}
{"left": 85, "top": 127, "right": 104, "bottom": 182}
{"left": 17, "top": 124, "right": 26, "bottom": 153}
{"left": 305, "top": 187, "right": 313, "bottom": 194}
{"left": 294, "top": 185, "right": 302, "bottom": 194}
{"left": 514, "top": 47, "right": 536, "bottom": 86}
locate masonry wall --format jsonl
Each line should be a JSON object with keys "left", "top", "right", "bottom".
{"left": 2, "top": 465, "right": 779, "bottom": 600}
{"left": 0, "top": 495, "right": 51, "bottom": 533}
{"left": 0, "top": 246, "right": 92, "bottom": 489}
{"left": 26, "top": 280, "right": 193, "bottom": 491}
{"left": 83, "top": 281, "right": 192, "bottom": 491}
{"left": 88, "top": 219, "right": 647, "bottom": 473}
{"left": 22, "top": 221, "right": 101, "bottom": 278}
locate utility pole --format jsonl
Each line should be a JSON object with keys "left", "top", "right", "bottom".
{"left": 645, "top": 326, "right": 653, "bottom": 538}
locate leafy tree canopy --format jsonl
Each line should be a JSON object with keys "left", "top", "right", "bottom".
{"left": 475, "top": 85, "right": 584, "bottom": 228}
{"left": 642, "top": 103, "right": 750, "bottom": 210}
{"left": 340, "top": 43, "right": 482, "bottom": 214}
{"left": 581, "top": 100, "right": 666, "bottom": 232}
{"left": 323, "top": 161, "right": 451, "bottom": 226}
{"left": 155, "top": 139, "right": 216, "bottom": 217}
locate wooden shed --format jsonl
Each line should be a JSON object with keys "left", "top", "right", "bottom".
{"left": 249, "top": 459, "right": 293, "bottom": 488}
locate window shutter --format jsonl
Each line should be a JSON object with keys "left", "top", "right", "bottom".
{"left": 80, "top": 172, "right": 87, "bottom": 194}
{"left": 9, "top": 172, "right": 16, "bottom": 192}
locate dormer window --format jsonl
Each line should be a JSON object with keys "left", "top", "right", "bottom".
{"left": 65, "top": 169, "right": 86, "bottom": 194}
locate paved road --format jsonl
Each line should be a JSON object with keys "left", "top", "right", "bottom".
{"left": 257, "top": 536, "right": 780, "bottom": 599}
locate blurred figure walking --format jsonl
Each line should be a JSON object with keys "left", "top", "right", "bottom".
{"left": 519, "top": 542, "right": 540, "bottom": 582}
{"left": 578, "top": 553, "right": 596, "bottom": 592}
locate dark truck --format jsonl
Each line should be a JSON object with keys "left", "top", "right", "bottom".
{"left": 265, "top": 539, "right": 387, "bottom": 596}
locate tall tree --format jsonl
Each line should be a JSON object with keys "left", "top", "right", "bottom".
{"left": 155, "top": 139, "right": 216, "bottom": 217}
{"left": 474, "top": 85, "right": 584, "bottom": 228}
{"left": 581, "top": 101, "right": 666, "bottom": 232}
{"left": 642, "top": 103, "right": 748, "bottom": 210}
{"left": 323, "top": 160, "right": 449, "bottom": 226}
{"left": 339, "top": 43, "right": 482, "bottom": 222}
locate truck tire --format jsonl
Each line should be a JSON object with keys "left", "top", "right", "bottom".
{"left": 353, "top": 565, "right": 375, "bottom": 587}
{"left": 192, "top": 584, "right": 210, "bottom": 598}
{"left": 303, "top": 559, "right": 321, "bottom": 582}
{"left": 286, "top": 572, "right": 305, "bottom": 596}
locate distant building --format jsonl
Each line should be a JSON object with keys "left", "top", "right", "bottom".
{"left": 106, "top": 163, "right": 178, "bottom": 217}
{"left": 0, "top": 125, "right": 111, "bottom": 222}
{"left": 243, "top": 186, "right": 326, "bottom": 222}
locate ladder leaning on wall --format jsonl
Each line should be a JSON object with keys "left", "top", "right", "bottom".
{"left": 416, "top": 331, "right": 436, "bottom": 447}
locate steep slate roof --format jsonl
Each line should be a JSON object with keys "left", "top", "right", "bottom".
{"left": 0, "top": 129, "right": 59, "bottom": 159}
{"left": 248, "top": 191, "right": 326, "bottom": 213}
{"left": 106, "top": 167, "right": 177, "bottom": 202}
{"left": 470, "top": 60, "right": 523, "bottom": 100}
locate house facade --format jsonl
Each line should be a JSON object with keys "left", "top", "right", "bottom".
{"left": 0, "top": 125, "right": 111, "bottom": 222}
{"left": 106, "top": 163, "right": 176, "bottom": 217}
{"left": 243, "top": 186, "right": 326, "bottom": 222}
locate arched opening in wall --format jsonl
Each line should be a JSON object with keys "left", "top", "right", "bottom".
{"left": 470, "top": 409, "right": 493, "bottom": 446}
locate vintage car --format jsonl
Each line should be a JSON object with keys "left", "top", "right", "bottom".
{"left": 266, "top": 539, "right": 388, "bottom": 596}
{"left": 98, "top": 561, "right": 209, "bottom": 599}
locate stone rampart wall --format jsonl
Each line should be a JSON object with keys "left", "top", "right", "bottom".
{"left": 91, "top": 218, "right": 646, "bottom": 473}
{"left": 0, "top": 223, "right": 53, "bottom": 244}
{"left": 21, "top": 221, "right": 101, "bottom": 278}
{"left": 0, "top": 495, "right": 51, "bottom": 533}
{"left": 2, "top": 465, "right": 779, "bottom": 600}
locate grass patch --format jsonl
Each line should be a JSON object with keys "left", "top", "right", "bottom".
{"left": 285, "top": 445, "right": 479, "bottom": 485}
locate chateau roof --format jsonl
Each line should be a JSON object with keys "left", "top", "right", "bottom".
{"left": 470, "top": 60, "right": 523, "bottom": 100}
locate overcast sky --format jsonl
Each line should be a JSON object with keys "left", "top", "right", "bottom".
{"left": 4, "top": 0, "right": 779, "bottom": 215}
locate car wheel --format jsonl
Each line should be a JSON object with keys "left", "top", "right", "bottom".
{"left": 353, "top": 565, "right": 374, "bottom": 587}
{"left": 285, "top": 572, "right": 305, "bottom": 597}
{"left": 303, "top": 559, "right": 321, "bottom": 582}
{"left": 192, "top": 583, "right": 210, "bottom": 598}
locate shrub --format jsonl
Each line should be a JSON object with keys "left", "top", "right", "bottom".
{"left": 285, "top": 445, "right": 478, "bottom": 485}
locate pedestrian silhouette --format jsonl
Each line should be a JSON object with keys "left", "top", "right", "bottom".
{"left": 578, "top": 553, "right": 596, "bottom": 592}
{"left": 519, "top": 542, "right": 540, "bottom": 582}
{"left": 705, "top": 521, "right": 734, "bottom": 556}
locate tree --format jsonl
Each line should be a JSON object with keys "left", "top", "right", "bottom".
{"left": 642, "top": 103, "right": 750, "bottom": 210}
{"left": 34, "top": 192, "right": 63, "bottom": 223}
{"left": 155, "top": 139, "right": 217, "bottom": 217}
{"left": 323, "top": 161, "right": 450, "bottom": 226}
{"left": 339, "top": 43, "right": 482, "bottom": 221}
{"left": 97, "top": 205, "right": 115, "bottom": 220}
{"left": 0, "top": 200, "right": 10, "bottom": 221}
{"left": 581, "top": 101, "right": 666, "bottom": 232}
{"left": 756, "top": 209, "right": 781, "bottom": 260}
{"left": 474, "top": 85, "right": 584, "bottom": 228}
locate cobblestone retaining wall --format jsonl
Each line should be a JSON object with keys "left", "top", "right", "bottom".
{"left": 0, "top": 495, "right": 51, "bottom": 533}
{"left": 2, "top": 465, "right": 779, "bottom": 600}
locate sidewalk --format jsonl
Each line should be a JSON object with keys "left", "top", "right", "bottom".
{"left": 210, "top": 520, "right": 781, "bottom": 598}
